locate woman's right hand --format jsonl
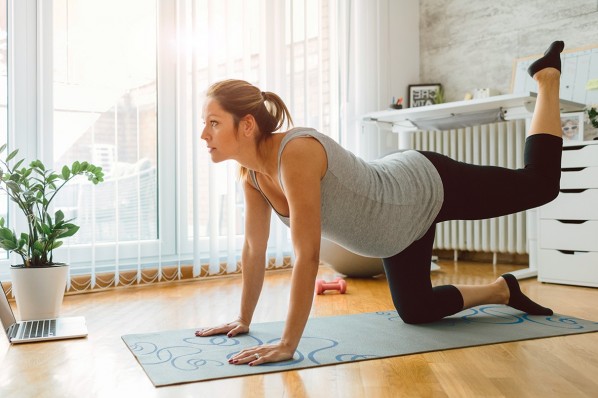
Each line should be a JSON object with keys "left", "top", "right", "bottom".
{"left": 195, "top": 318, "right": 250, "bottom": 338}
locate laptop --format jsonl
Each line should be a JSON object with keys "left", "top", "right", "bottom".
{"left": 1, "top": 280, "right": 88, "bottom": 344}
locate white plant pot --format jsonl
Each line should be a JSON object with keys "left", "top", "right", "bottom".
{"left": 9, "top": 265, "right": 69, "bottom": 321}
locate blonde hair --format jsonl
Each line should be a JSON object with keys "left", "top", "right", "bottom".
{"left": 206, "top": 79, "right": 294, "bottom": 180}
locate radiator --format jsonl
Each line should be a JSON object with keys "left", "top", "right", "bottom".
{"left": 409, "top": 120, "right": 528, "bottom": 260}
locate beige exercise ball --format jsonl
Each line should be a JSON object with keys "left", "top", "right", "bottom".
{"left": 319, "top": 238, "right": 385, "bottom": 278}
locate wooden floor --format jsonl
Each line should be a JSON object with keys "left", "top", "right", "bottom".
{"left": 1, "top": 260, "right": 597, "bottom": 397}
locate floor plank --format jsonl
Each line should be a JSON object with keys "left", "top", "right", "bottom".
{"left": 1, "top": 260, "right": 597, "bottom": 397}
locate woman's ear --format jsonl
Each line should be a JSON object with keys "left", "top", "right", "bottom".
{"left": 240, "top": 114, "right": 257, "bottom": 137}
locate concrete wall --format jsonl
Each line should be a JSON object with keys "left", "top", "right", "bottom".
{"left": 419, "top": 0, "right": 598, "bottom": 102}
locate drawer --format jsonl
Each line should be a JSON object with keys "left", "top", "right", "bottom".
{"left": 539, "top": 219, "right": 598, "bottom": 251}
{"left": 539, "top": 189, "right": 598, "bottom": 220}
{"left": 560, "top": 167, "right": 598, "bottom": 189}
{"left": 538, "top": 249, "right": 598, "bottom": 287}
{"left": 562, "top": 143, "right": 598, "bottom": 167}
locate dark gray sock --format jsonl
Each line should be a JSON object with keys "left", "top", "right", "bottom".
{"left": 502, "top": 273, "right": 553, "bottom": 316}
{"left": 527, "top": 41, "right": 564, "bottom": 78}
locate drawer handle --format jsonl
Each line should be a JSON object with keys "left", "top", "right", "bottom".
{"left": 561, "top": 167, "right": 585, "bottom": 172}
{"left": 556, "top": 219, "right": 588, "bottom": 224}
{"left": 562, "top": 145, "right": 586, "bottom": 151}
{"left": 557, "top": 250, "right": 589, "bottom": 255}
{"left": 560, "top": 189, "right": 588, "bottom": 193}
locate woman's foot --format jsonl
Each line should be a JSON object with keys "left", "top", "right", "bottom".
{"left": 527, "top": 41, "right": 565, "bottom": 78}
{"left": 501, "top": 274, "right": 553, "bottom": 316}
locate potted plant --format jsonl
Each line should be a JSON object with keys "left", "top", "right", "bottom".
{"left": 0, "top": 144, "right": 104, "bottom": 320}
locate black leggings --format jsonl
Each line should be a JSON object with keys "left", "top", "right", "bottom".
{"left": 382, "top": 134, "right": 563, "bottom": 324}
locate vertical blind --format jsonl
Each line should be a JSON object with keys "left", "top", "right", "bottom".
{"left": 2, "top": 0, "right": 396, "bottom": 290}
{"left": 0, "top": 0, "right": 338, "bottom": 290}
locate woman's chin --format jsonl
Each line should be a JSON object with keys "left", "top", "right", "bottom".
{"left": 210, "top": 154, "right": 226, "bottom": 163}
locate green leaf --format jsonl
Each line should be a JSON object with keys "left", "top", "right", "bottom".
{"left": 49, "top": 241, "right": 63, "bottom": 251}
{"left": 0, "top": 143, "right": 6, "bottom": 153}
{"left": 61, "top": 165, "right": 71, "bottom": 180}
{"left": 0, "top": 239, "right": 17, "bottom": 251}
{"left": 0, "top": 227, "right": 15, "bottom": 240}
{"left": 55, "top": 210, "right": 65, "bottom": 223}
{"left": 5, "top": 181, "right": 21, "bottom": 193}
{"left": 13, "top": 159, "right": 25, "bottom": 170}
{"left": 30, "top": 160, "right": 45, "bottom": 171}
{"left": 72, "top": 161, "right": 81, "bottom": 174}
{"left": 47, "top": 173, "right": 59, "bottom": 183}
{"left": 57, "top": 224, "right": 79, "bottom": 239}
{"left": 33, "top": 240, "right": 44, "bottom": 252}
{"left": 6, "top": 149, "right": 19, "bottom": 162}
{"left": 41, "top": 223, "right": 52, "bottom": 236}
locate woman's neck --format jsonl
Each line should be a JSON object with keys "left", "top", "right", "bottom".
{"left": 238, "top": 133, "right": 284, "bottom": 178}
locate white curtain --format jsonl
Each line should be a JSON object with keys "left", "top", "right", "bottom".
{"left": 183, "top": 0, "right": 335, "bottom": 277}
{"left": 337, "top": 0, "right": 391, "bottom": 158}
{"left": 27, "top": 0, "right": 336, "bottom": 290}
{"left": 3, "top": 0, "right": 411, "bottom": 289}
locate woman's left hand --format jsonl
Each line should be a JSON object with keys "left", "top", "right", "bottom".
{"left": 228, "top": 342, "right": 295, "bottom": 366}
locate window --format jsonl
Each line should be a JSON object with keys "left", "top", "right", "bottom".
{"left": 2, "top": 0, "right": 338, "bottom": 288}
{"left": 0, "top": 0, "right": 7, "bottom": 264}
{"left": 52, "top": 0, "right": 158, "bottom": 247}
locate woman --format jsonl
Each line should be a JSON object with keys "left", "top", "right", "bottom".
{"left": 196, "top": 41, "right": 565, "bottom": 366}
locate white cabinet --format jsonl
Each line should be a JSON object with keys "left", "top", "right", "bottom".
{"left": 537, "top": 141, "right": 598, "bottom": 287}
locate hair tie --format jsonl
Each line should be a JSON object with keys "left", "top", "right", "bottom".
{"left": 261, "top": 91, "right": 267, "bottom": 100}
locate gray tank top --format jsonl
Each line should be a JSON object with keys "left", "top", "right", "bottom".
{"left": 249, "top": 128, "right": 444, "bottom": 258}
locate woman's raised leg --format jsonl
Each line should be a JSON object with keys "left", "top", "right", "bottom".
{"left": 527, "top": 41, "right": 564, "bottom": 137}
{"left": 456, "top": 41, "right": 565, "bottom": 315}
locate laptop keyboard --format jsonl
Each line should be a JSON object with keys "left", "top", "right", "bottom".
{"left": 16, "top": 319, "right": 57, "bottom": 339}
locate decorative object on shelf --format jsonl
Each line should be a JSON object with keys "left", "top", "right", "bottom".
{"left": 390, "top": 97, "right": 403, "bottom": 109}
{"left": 585, "top": 106, "right": 598, "bottom": 141}
{"left": 560, "top": 112, "right": 584, "bottom": 141}
{"left": 472, "top": 88, "right": 500, "bottom": 99}
{"left": 588, "top": 107, "right": 598, "bottom": 127}
{"left": 408, "top": 83, "right": 443, "bottom": 108}
{"left": 0, "top": 145, "right": 104, "bottom": 320}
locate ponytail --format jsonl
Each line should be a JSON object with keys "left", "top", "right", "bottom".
{"left": 206, "top": 80, "right": 294, "bottom": 181}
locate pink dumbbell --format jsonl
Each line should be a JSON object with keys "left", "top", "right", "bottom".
{"left": 315, "top": 277, "right": 347, "bottom": 295}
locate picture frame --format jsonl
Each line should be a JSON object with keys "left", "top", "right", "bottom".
{"left": 408, "top": 84, "right": 442, "bottom": 108}
{"left": 560, "top": 112, "right": 584, "bottom": 141}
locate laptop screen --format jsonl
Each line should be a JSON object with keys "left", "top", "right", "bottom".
{"left": 0, "top": 281, "right": 17, "bottom": 334}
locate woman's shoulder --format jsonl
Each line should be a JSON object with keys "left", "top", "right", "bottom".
{"left": 278, "top": 129, "right": 328, "bottom": 178}
{"left": 281, "top": 127, "right": 338, "bottom": 148}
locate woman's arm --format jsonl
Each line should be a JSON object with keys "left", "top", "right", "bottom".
{"left": 237, "top": 178, "right": 272, "bottom": 328}
{"left": 278, "top": 138, "right": 326, "bottom": 351}
{"left": 230, "top": 137, "right": 327, "bottom": 365}
{"left": 196, "top": 178, "right": 271, "bottom": 337}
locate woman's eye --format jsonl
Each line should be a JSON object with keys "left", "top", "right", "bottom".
{"left": 210, "top": 121, "right": 218, "bottom": 127}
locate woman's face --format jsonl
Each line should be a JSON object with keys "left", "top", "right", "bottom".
{"left": 201, "top": 97, "right": 240, "bottom": 162}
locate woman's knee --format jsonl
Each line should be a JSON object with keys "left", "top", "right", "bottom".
{"left": 528, "top": 169, "right": 560, "bottom": 207}
{"left": 395, "top": 302, "right": 434, "bottom": 325}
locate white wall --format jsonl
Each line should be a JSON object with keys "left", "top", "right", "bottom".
{"left": 388, "top": 0, "right": 420, "bottom": 108}
{"left": 341, "top": 0, "right": 420, "bottom": 157}
{"left": 419, "top": 0, "right": 598, "bottom": 102}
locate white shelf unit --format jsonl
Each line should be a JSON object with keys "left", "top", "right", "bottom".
{"left": 537, "top": 140, "right": 598, "bottom": 287}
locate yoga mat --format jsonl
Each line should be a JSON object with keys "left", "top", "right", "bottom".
{"left": 122, "top": 305, "right": 598, "bottom": 386}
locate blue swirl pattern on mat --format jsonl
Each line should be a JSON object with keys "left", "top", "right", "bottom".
{"left": 122, "top": 304, "right": 598, "bottom": 385}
